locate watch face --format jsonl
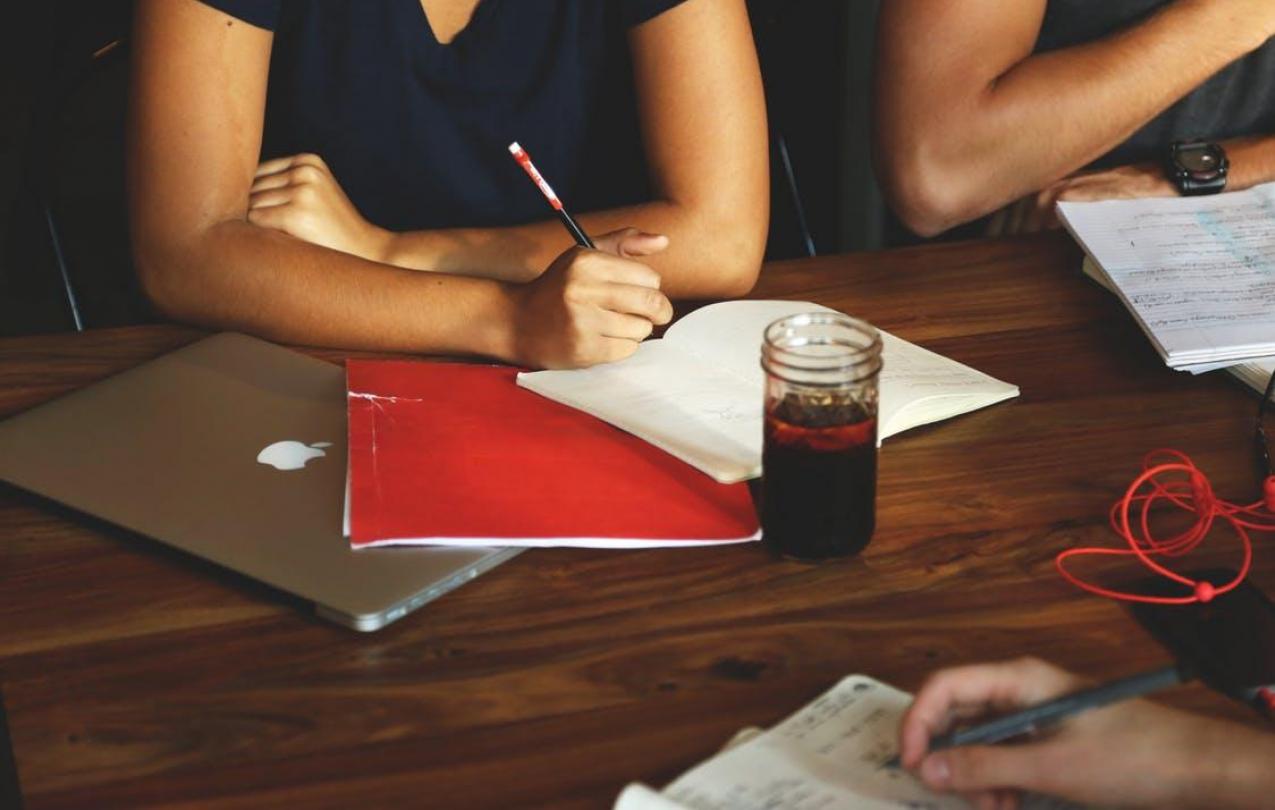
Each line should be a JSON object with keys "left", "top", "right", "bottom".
{"left": 1178, "top": 145, "right": 1223, "bottom": 176}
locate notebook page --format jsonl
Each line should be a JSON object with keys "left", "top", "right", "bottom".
{"left": 613, "top": 675, "right": 1078, "bottom": 810}
{"left": 518, "top": 339, "right": 762, "bottom": 483}
{"left": 1080, "top": 256, "right": 1248, "bottom": 375}
{"left": 666, "top": 301, "right": 1018, "bottom": 440}
{"left": 1058, "top": 183, "right": 1275, "bottom": 365}
{"left": 662, "top": 300, "right": 841, "bottom": 384}
{"left": 876, "top": 333, "right": 1018, "bottom": 437}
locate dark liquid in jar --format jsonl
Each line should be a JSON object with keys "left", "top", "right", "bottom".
{"left": 761, "top": 397, "right": 877, "bottom": 560}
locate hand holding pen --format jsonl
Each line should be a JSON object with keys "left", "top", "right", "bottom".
{"left": 506, "top": 142, "right": 672, "bottom": 369}
{"left": 891, "top": 657, "right": 1275, "bottom": 810}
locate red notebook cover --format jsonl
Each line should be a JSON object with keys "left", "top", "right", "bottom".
{"left": 346, "top": 360, "right": 760, "bottom": 548}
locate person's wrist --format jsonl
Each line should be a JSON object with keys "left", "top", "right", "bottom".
{"left": 368, "top": 225, "right": 398, "bottom": 266}
{"left": 1151, "top": 711, "right": 1247, "bottom": 809}
{"left": 1188, "top": 715, "right": 1275, "bottom": 808}
{"left": 478, "top": 281, "right": 525, "bottom": 365}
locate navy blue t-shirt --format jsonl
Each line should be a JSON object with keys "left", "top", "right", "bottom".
{"left": 198, "top": 0, "right": 684, "bottom": 232}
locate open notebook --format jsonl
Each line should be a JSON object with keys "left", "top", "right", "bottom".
{"left": 614, "top": 675, "right": 1079, "bottom": 810}
{"left": 1058, "top": 183, "right": 1275, "bottom": 372}
{"left": 519, "top": 301, "right": 1019, "bottom": 483}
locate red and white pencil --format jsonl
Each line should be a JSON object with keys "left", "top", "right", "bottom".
{"left": 508, "top": 141, "right": 595, "bottom": 249}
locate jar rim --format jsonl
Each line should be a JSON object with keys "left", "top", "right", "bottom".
{"left": 761, "top": 313, "right": 883, "bottom": 384}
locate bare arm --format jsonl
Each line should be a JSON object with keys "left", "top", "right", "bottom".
{"left": 128, "top": 0, "right": 671, "bottom": 368}
{"left": 987, "top": 131, "right": 1275, "bottom": 234}
{"left": 874, "top": 0, "right": 1275, "bottom": 236}
{"left": 253, "top": 0, "right": 769, "bottom": 298}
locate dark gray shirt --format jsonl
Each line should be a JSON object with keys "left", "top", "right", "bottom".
{"left": 1038, "top": 0, "right": 1275, "bottom": 168}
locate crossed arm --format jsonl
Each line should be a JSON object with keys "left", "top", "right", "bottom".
{"left": 127, "top": 0, "right": 767, "bottom": 367}
{"left": 874, "top": 0, "right": 1275, "bottom": 236}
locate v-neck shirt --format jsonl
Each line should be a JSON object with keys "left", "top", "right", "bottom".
{"left": 198, "top": 0, "right": 685, "bottom": 231}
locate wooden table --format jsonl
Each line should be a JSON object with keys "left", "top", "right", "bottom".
{"left": 2, "top": 233, "right": 1270, "bottom": 808}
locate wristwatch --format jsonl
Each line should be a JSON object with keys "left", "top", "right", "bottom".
{"left": 1165, "top": 140, "right": 1229, "bottom": 196}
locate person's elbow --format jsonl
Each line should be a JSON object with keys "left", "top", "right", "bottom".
{"left": 714, "top": 229, "right": 764, "bottom": 298}
{"left": 130, "top": 221, "right": 219, "bottom": 325}
{"left": 695, "top": 204, "right": 767, "bottom": 299}
{"left": 132, "top": 237, "right": 183, "bottom": 321}
{"left": 876, "top": 142, "right": 989, "bottom": 239}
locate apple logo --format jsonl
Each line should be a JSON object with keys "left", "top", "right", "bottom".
{"left": 257, "top": 440, "right": 332, "bottom": 471}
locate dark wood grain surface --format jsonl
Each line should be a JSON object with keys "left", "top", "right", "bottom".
{"left": 2, "top": 233, "right": 1271, "bottom": 809}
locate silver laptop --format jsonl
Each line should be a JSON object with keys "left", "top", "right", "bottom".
{"left": 0, "top": 333, "right": 521, "bottom": 631}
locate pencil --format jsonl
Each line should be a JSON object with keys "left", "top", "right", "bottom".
{"left": 884, "top": 664, "right": 1184, "bottom": 769}
{"left": 508, "top": 142, "right": 595, "bottom": 249}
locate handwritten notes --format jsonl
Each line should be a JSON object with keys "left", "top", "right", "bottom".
{"left": 1059, "top": 183, "right": 1275, "bottom": 368}
{"left": 614, "top": 676, "right": 1078, "bottom": 810}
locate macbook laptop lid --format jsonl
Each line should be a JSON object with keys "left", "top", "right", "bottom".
{"left": 0, "top": 332, "right": 520, "bottom": 631}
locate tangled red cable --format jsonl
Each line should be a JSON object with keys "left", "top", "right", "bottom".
{"left": 1055, "top": 450, "right": 1270, "bottom": 604}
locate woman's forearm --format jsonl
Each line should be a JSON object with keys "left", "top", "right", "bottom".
{"left": 137, "top": 219, "right": 518, "bottom": 359}
{"left": 381, "top": 199, "right": 763, "bottom": 299}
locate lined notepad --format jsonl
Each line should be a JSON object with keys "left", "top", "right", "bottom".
{"left": 1059, "top": 184, "right": 1275, "bottom": 371}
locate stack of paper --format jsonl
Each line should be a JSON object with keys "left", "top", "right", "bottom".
{"left": 1058, "top": 183, "right": 1275, "bottom": 372}
{"left": 614, "top": 675, "right": 1079, "bottom": 810}
{"left": 1082, "top": 255, "right": 1275, "bottom": 395}
{"left": 1227, "top": 358, "right": 1275, "bottom": 395}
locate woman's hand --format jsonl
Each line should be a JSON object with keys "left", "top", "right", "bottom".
{"left": 898, "top": 657, "right": 1256, "bottom": 810}
{"left": 508, "top": 228, "right": 672, "bottom": 369}
{"left": 247, "top": 153, "right": 392, "bottom": 262}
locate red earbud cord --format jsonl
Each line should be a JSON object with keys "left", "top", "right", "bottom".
{"left": 1055, "top": 450, "right": 1268, "bottom": 604}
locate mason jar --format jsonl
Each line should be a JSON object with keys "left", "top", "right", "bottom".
{"left": 760, "top": 313, "right": 883, "bottom": 560}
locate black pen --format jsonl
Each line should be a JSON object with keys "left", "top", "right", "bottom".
{"left": 885, "top": 664, "right": 1185, "bottom": 769}
{"left": 508, "top": 141, "right": 595, "bottom": 249}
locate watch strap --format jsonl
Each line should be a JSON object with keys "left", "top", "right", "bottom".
{"left": 1178, "top": 171, "right": 1228, "bottom": 196}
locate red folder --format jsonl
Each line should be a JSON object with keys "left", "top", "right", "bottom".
{"left": 346, "top": 360, "right": 760, "bottom": 548}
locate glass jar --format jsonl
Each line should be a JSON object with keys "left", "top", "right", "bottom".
{"left": 760, "top": 313, "right": 883, "bottom": 560}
